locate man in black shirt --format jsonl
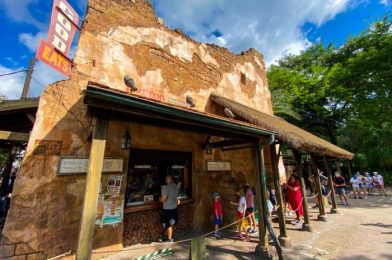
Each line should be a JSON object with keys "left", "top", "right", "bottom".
{"left": 334, "top": 172, "right": 349, "bottom": 206}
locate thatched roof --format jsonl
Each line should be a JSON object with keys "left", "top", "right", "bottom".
{"left": 210, "top": 93, "right": 354, "bottom": 160}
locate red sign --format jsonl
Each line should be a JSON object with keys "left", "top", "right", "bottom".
{"left": 36, "top": 39, "right": 71, "bottom": 77}
{"left": 48, "top": 0, "right": 79, "bottom": 57}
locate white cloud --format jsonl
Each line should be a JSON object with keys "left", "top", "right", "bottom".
{"left": 380, "top": 0, "right": 391, "bottom": 6}
{"left": 0, "top": 60, "right": 65, "bottom": 100}
{"left": 0, "top": 0, "right": 46, "bottom": 29}
{"left": 152, "top": 0, "right": 352, "bottom": 65}
{"left": 19, "top": 31, "right": 47, "bottom": 52}
{"left": 0, "top": 65, "right": 26, "bottom": 99}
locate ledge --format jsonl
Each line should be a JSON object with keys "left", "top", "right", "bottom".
{"left": 124, "top": 198, "right": 194, "bottom": 214}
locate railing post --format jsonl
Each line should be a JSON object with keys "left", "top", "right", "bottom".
{"left": 310, "top": 154, "right": 327, "bottom": 222}
{"left": 270, "top": 143, "right": 291, "bottom": 247}
{"left": 324, "top": 156, "right": 338, "bottom": 213}
{"left": 292, "top": 149, "right": 313, "bottom": 232}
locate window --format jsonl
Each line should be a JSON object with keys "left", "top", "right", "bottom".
{"left": 125, "top": 149, "right": 192, "bottom": 206}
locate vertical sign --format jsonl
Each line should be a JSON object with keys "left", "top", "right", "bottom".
{"left": 35, "top": 0, "right": 80, "bottom": 78}
{"left": 48, "top": 0, "right": 80, "bottom": 56}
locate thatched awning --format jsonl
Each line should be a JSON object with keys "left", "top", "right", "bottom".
{"left": 210, "top": 93, "right": 354, "bottom": 160}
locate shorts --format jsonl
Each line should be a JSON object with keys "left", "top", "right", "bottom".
{"left": 214, "top": 216, "right": 222, "bottom": 225}
{"left": 352, "top": 187, "right": 359, "bottom": 192}
{"left": 161, "top": 208, "right": 178, "bottom": 230}
{"left": 366, "top": 183, "right": 373, "bottom": 188}
{"left": 246, "top": 207, "right": 254, "bottom": 216}
{"left": 238, "top": 212, "right": 248, "bottom": 227}
{"left": 337, "top": 187, "right": 346, "bottom": 195}
{"left": 359, "top": 184, "right": 363, "bottom": 189}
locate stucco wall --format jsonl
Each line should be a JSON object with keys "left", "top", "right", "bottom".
{"left": 1, "top": 0, "right": 275, "bottom": 258}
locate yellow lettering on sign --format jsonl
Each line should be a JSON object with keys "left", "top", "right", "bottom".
{"left": 62, "top": 60, "right": 70, "bottom": 72}
{"left": 49, "top": 51, "right": 58, "bottom": 66}
{"left": 42, "top": 46, "right": 51, "bottom": 60}
{"left": 57, "top": 54, "right": 64, "bottom": 67}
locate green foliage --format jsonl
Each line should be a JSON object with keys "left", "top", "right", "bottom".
{"left": 267, "top": 16, "right": 392, "bottom": 174}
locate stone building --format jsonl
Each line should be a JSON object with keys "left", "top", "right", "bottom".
{"left": 0, "top": 0, "right": 352, "bottom": 259}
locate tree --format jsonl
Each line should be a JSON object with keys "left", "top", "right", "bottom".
{"left": 267, "top": 16, "right": 392, "bottom": 178}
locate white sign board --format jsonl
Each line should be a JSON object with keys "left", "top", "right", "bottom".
{"left": 58, "top": 157, "right": 124, "bottom": 175}
{"left": 207, "top": 161, "right": 231, "bottom": 172}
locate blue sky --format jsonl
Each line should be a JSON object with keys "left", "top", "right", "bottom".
{"left": 0, "top": 0, "right": 391, "bottom": 99}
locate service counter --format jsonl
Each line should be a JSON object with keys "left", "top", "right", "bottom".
{"left": 123, "top": 198, "right": 194, "bottom": 246}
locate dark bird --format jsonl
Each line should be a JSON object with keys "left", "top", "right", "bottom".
{"left": 186, "top": 95, "right": 196, "bottom": 108}
{"left": 124, "top": 75, "right": 137, "bottom": 92}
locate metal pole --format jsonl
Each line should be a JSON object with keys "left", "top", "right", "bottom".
{"left": 310, "top": 154, "right": 327, "bottom": 222}
{"left": 269, "top": 143, "right": 291, "bottom": 247}
{"left": 292, "top": 149, "right": 313, "bottom": 231}
{"left": 21, "top": 58, "right": 35, "bottom": 99}
{"left": 323, "top": 156, "right": 338, "bottom": 213}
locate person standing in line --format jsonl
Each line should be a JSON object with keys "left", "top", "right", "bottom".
{"left": 357, "top": 173, "right": 367, "bottom": 199}
{"left": 350, "top": 174, "right": 362, "bottom": 199}
{"left": 244, "top": 183, "right": 257, "bottom": 234}
{"left": 230, "top": 189, "right": 250, "bottom": 242}
{"left": 373, "top": 172, "right": 387, "bottom": 196}
{"left": 159, "top": 175, "right": 179, "bottom": 243}
{"left": 285, "top": 174, "right": 304, "bottom": 225}
{"left": 334, "top": 172, "right": 349, "bottom": 205}
{"left": 212, "top": 192, "right": 223, "bottom": 238}
{"left": 364, "top": 172, "right": 374, "bottom": 195}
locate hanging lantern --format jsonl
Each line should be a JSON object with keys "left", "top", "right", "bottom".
{"left": 121, "top": 131, "right": 131, "bottom": 150}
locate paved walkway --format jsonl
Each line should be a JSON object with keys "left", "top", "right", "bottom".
{"left": 103, "top": 192, "right": 392, "bottom": 260}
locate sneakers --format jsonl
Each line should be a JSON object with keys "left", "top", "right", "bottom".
{"left": 165, "top": 238, "right": 174, "bottom": 244}
{"left": 248, "top": 228, "right": 257, "bottom": 234}
{"left": 214, "top": 232, "right": 222, "bottom": 238}
{"left": 359, "top": 196, "right": 363, "bottom": 199}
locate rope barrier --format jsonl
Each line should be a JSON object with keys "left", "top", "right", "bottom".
{"left": 90, "top": 210, "right": 262, "bottom": 255}
{"left": 290, "top": 198, "right": 304, "bottom": 212}
{"left": 47, "top": 251, "right": 73, "bottom": 260}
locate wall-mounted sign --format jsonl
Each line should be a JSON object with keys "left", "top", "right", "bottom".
{"left": 35, "top": 0, "right": 80, "bottom": 78}
{"left": 48, "top": 0, "right": 80, "bottom": 56}
{"left": 36, "top": 39, "right": 71, "bottom": 77}
{"left": 206, "top": 160, "right": 231, "bottom": 172}
{"left": 33, "top": 140, "right": 62, "bottom": 155}
{"left": 58, "top": 157, "right": 124, "bottom": 175}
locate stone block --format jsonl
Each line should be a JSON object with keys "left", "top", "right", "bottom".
{"left": 0, "top": 244, "right": 16, "bottom": 258}
{"left": 16, "top": 243, "right": 35, "bottom": 255}
{"left": 0, "top": 236, "right": 13, "bottom": 245}
{"left": 10, "top": 256, "right": 27, "bottom": 260}
{"left": 27, "top": 253, "right": 46, "bottom": 260}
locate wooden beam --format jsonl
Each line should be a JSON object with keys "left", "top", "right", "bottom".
{"left": 25, "top": 112, "right": 36, "bottom": 124}
{"left": 0, "top": 130, "right": 29, "bottom": 141}
{"left": 310, "top": 154, "right": 327, "bottom": 222}
{"left": 269, "top": 143, "right": 290, "bottom": 246}
{"left": 76, "top": 117, "right": 107, "bottom": 260}
{"left": 253, "top": 142, "right": 267, "bottom": 248}
{"left": 323, "top": 156, "right": 338, "bottom": 213}
{"left": 292, "top": 149, "right": 313, "bottom": 232}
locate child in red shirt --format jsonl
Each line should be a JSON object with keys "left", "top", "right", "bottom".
{"left": 212, "top": 192, "right": 223, "bottom": 238}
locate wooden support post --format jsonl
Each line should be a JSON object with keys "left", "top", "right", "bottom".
{"left": 323, "top": 156, "right": 338, "bottom": 213}
{"left": 21, "top": 57, "right": 35, "bottom": 99}
{"left": 269, "top": 143, "right": 291, "bottom": 247}
{"left": 292, "top": 149, "right": 312, "bottom": 232}
{"left": 310, "top": 154, "right": 327, "bottom": 222}
{"left": 76, "top": 118, "right": 107, "bottom": 260}
{"left": 253, "top": 141, "right": 272, "bottom": 259}
{"left": 346, "top": 161, "right": 352, "bottom": 179}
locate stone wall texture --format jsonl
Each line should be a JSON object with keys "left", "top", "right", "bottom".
{"left": 1, "top": 0, "right": 277, "bottom": 259}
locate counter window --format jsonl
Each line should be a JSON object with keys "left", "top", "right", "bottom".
{"left": 126, "top": 149, "right": 192, "bottom": 207}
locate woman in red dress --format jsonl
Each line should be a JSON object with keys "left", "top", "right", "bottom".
{"left": 286, "top": 174, "right": 304, "bottom": 225}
